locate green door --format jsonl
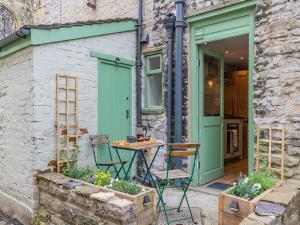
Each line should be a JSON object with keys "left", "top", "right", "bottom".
{"left": 98, "top": 59, "right": 132, "bottom": 173}
{"left": 199, "top": 47, "right": 224, "bottom": 185}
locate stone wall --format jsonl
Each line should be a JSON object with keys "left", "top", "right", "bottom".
{"left": 34, "top": 0, "right": 137, "bottom": 25}
{"left": 36, "top": 173, "right": 137, "bottom": 225}
{"left": 32, "top": 30, "right": 136, "bottom": 171}
{"left": 140, "top": 0, "right": 249, "bottom": 169}
{"left": 253, "top": 0, "right": 300, "bottom": 179}
{"left": 0, "top": 0, "right": 35, "bottom": 27}
{"left": 0, "top": 28, "right": 136, "bottom": 224}
{"left": 141, "top": 0, "right": 300, "bottom": 178}
{"left": 240, "top": 179, "right": 300, "bottom": 225}
{"left": 0, "top": 47, "right": 36, "bottom": 225}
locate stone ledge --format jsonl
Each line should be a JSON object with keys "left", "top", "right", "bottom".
{"left": 240, "top": 179, "right": 300, "bottom": 225}
{"left": 35, "top": 173, "right": 138, "bottom": 225}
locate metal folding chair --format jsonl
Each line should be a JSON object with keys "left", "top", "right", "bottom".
{"left": 89, "top": 135, "right": 127, "bottom": 178}
{"left": 152, "top": 143, "right": 200, "bottom": 225}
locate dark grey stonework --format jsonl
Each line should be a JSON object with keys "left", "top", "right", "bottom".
{"left": 142, "top": 0, "right": 300, "bottom": 178}
{"left": 254, "top": 0, "right": 300, "bottom": 179}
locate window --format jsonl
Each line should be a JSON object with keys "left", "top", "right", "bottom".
{"left": 0, "top": 5, "right": 19, "bottom": 39}
{"left": 144, "top": 53, "right": 163, "bottom": 111}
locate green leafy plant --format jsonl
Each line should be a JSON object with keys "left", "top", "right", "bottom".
{"left": 63, "top": 164, "right": 95, "bottom": 183}
{"left": 109, "top": 180, "right": 142, "bottom": 195}
{"left": 63, "top": 166, "right": 143, "bottom": 195}
{"left": 228, "top": 163, "right": 278, "bottom": 200}
{"left": 93, "top": 170, "right": 111, "bottom": 186}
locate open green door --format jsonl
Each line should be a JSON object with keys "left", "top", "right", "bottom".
{"left": 97, "top": 57, "right": 132, "bottom": 174}
{"left": 199, "top": 47, "right": 224, "bottom": 185}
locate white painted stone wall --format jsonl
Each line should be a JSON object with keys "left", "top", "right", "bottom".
{"left": 32, "top": 31, "right": 136, "bottom": 170}
{"left": 0, "top": 29, "right": 136, "bottom": 224}
{"left": 0, "top": 47, "right": 37, "bottom": 224}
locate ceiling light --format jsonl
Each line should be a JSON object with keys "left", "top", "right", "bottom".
{"left": 240, "top": 56, "right": 244, "bottom": 60}
{"left": 225, "top": 51, "right": 229, "bottom": 54}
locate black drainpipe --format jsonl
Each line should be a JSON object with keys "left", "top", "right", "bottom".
{"left": 0, "top": 27, "right": 31, "bottom": 50}
{"left": 136, "top": 0, "right": 143, "bottom": 128}
{"left": 174, "top": 0, "right": 186, "bottom": 169}
{"left": 163, "top": 14, "right": 176, "bottom": 143}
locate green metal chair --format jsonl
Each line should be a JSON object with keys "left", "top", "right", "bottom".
{"left": 152, "top": 143, "right": 200, "bottom": 225}
{"left": 90, "top": 135, "right": 127, "bottom": 178}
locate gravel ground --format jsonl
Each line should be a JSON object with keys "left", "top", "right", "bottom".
{"left": 0, "top": 211, "right": 23, "bottom": 225}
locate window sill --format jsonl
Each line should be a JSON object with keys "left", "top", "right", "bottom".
{"left": 142, "top": 107, "right": 165, "bottom": 115}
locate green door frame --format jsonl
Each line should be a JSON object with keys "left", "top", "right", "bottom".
{"left": 91, "top": 51, "right": 135, "bottom": 175}
{"left": 91, "top": 50, "right": 135, "bottom": 139}
{"left": 187, "top": 0, "right": 257, "bottom": 185}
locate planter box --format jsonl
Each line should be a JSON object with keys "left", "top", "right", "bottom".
{"left": 218, "top": 182, "right": 282, "bottom": 225}
{"left": 98, "top": 185, "right": 157, "bottom": 225}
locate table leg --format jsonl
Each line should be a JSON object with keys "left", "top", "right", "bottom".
{"left": 123, "top": 151, "right": 138, "bottom": 180}
{"left": 141, "top": 151, "right": 156, "bottom": 187}
{"left": 142, "top": 146, "right": 162, "bottom": 185}
{"left": 114, "top": 147, "right": 128, "bottom": 179}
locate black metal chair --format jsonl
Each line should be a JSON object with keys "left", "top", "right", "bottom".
{"left": 89, "top": 135, "right": 127, "bottom": 178}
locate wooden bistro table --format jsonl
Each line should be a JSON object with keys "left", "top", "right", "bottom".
{"left": 111, "top": 139, "right": 165, "bottom": 185}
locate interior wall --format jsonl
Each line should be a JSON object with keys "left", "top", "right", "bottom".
{"left": 224, "top": 70, "right": 248, "bottom": 118}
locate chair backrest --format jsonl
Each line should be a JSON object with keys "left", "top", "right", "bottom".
{"left": 164, "top": 143, "right": 200, "bottom": 181}
{"left": 90, "top": 135, "right": 110, "bottom": 146}
{"left": 89, "top": 135, "right": 112, "bottom": 164}
{"left": 168, "top": 143, "right": 200, "bottom": 157}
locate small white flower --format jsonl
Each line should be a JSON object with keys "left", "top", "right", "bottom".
{"left": 115, "top": 178, "right": 119, "bottom": 182}
{"left": 233, "top": 182, "right": 237, "bottom": 186}
{"left": 253, "top": 183, "right": 261, "bottom": 190}
{"left": 243, "top": 178, "right": 250, "bottom": 184}
{"left": 142, "top": 188, "right": 146, "bottom": 192}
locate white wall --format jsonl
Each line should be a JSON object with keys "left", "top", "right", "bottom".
{"left": 0, "top": 47, "right": 36, "bottom": 224}
{"left": 32, "top": 31, "right": 136, "bottom": 171}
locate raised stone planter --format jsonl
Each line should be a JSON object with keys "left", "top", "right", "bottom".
{"left": 97, "top": 185, "right": 156, "bottom": 225}
{"left": 35, "top": 173, "right": 156, "bottom": 225}
{"left": 240, "top": 179, "right": 300, "bottom": 225}
{"left": 218, "top": 182, "right": 283, "bottom": 225}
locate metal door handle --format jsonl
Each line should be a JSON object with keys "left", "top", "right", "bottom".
{"left": 126, "top": 110, "right": 129, "bottom": 119}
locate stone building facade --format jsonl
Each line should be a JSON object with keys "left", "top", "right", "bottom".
{"left": 0, "top": 0, "right": 300, "bottom": 223}
{"left": 0, "top": 17, "right": 136, "bottom": 224}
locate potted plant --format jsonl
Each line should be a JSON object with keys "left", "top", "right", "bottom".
{"left": 64, "top": 166, "right": 156, "bottom": 225}
{"left": 218, "top": 163, "right": 281, "bottom": 225}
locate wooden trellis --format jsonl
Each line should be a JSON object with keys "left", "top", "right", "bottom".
{"left": 56, "top": 74, "right": 79, "bottom": 173}
{"left": 256, "top": 126, "right": 285, "bottom": 180}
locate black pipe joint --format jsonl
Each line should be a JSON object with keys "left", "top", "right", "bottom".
{"left": 175, "top": 20, "right": 187, "bottom": 28}
{"left": 163, "top": 13, "right": 176, "bottom": 38}
{"left": 175, "top": 0, "right": 185, "bottom": 5}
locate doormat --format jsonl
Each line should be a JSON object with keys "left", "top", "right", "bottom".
{"left": 157, "top": 207, "right": 203, "bottom": 225}
{"left": 207, "top": 182, "right": 232, "bottom": 191}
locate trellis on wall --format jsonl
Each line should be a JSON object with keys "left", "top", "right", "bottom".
{"left": 256, "top": 126, "right": 285, "bottom": 181}
{"left": 56, "top": 74, "right": 79, "bottom": 173}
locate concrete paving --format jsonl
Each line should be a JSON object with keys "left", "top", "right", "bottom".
{"left": 163, "top": 188, "right": 219, "bottom": 225}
